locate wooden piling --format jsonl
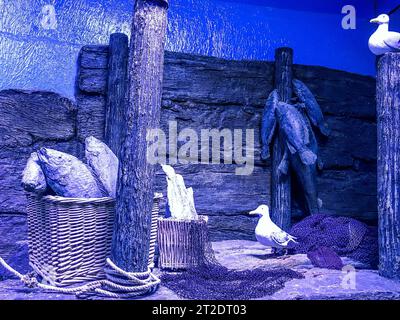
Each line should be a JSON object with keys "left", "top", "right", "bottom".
{"left": 111, "top": 0, "right": 169, "bottom": 272}
{"left": 271, "top": 48, "right": 293, "bottom": 231}
{"left": 105, "top": 33, "right": 129, "bottom": 158}
{"left": 377, "top": 52, "right": 400, "bottom": 279}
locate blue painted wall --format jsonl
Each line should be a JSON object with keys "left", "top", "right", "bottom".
{"left": 0, "top": 0, "right": 383, "bottom": 99}
{"left": 378, "top": 0, "right": 400, "bottom": 33}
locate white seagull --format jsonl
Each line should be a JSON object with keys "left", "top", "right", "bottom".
{"left": 369, "top": 14, "right": 400, "bottom": 55}
{"left": 249, "top": 205, "right": 297, "bottom": 254}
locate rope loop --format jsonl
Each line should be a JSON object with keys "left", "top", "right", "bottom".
{"left": 0, "top": 256, "right": 160, "bottom": 299}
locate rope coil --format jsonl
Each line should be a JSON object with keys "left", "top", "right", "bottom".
{"left": 0, "top": 257, "right": 160, "bottom": 299}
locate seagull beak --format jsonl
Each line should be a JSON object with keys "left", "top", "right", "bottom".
{"left": 249, "top": 209, "right": 258, "bottom": 215}
{"left": 370, "top": 18, "right": 379, "bottom": 23}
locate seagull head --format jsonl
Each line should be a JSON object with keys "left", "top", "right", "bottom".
{"left": 370, "top": 14, "right": 390, "bottom": 25}
{"left": 249, "top": 205, "right": 270, "bottom": 217}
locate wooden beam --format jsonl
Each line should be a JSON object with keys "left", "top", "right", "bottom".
{"left": 105, "top": 33, "right": 129, "bottom": 158}
{"left": 271, "top": 47, "right": 293, "bottom": 231}
{"left": 377, "top": 52, "right": 400, "bottom": 279}
{"left": 111, "top": 0, "right": 169, "bottom": 272}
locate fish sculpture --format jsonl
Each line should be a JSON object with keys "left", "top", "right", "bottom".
{"left": 293, "top": 79, "right": 330, "bottom": 137}
{"left": 289, "top": 104, "right": 322, "bottom": 214}
{"left": 261, "top": 80, "right": 328, "bottom": 216}
{"left": 21, "top": 152, "right": 47, "bottom": 194}
{"left": 85, "top": 136, "right": 119, "bottom": 198}
{"left": 261, "top": 90, "right": 279, "bottom": 160}
{"left": 37, "top": 148, "right": 104, "bottom": 198}
{"left": 275, "top": 102, "right": 317, "bottom": 166}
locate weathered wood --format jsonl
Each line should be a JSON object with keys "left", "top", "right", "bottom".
{"left": 105, "top": 33, "right": 129, "bottom": 158}
{"left": 80, "top": 45, "right": 109, "bottom": 69}
{"left": 76, "top": 94, "right": 106, "bottom": 141}
{"left": 377, "top": 53, "right": 400, "bottom": 279}
{"left": 271, "top": 48, "right": 293, "bottom": 231}
{"left": 78, "top": 68, "right": 108, "bottom": 94}
{"left": 112, "top": 0, "right": 169, "bottom": 272}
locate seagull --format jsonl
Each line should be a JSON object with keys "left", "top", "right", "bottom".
{"left": 369, "top": 14, "right": 400, "bottom": 55}
{"left": 249, "top": 205, "right": 297, "bottom": 255}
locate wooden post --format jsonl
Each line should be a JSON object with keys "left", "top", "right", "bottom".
{"left": 105, "top": 33, "right": 129, "bottom": 158}
{"left": 377, "top": 53, "right": 400, "bottom": 279}
{"left": 111, "top": 0, "right": 169, "bottom": 272}
{"left": 271, "top": 48, "right": 293, "bottom": 231}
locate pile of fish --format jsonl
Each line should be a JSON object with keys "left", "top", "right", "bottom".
{"left": 22, "top": 136, "right": 119, "bottom": 199}
{"left": 161, "top": 165, "right": 198, "bottom": 220}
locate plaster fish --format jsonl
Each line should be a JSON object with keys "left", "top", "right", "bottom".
{"left": 21, "top": 152, "right": 47, "bottom": 193}
{"left": 37, "top": 148, "right": 103, "bottom": 198}
{"left": 275, "top": 102, "right": 317, "bottom": 166}
{"left": 290, "top": 103, "right": 322, "bottom": 215}
{"left": 261, "top": 90, "right": 279, "bottom": 160}
{"left": 293, "top": 79, "right": 330, "bottom": 137}
{"left": 85, "top": 136, "right": 119, "bottom": 198}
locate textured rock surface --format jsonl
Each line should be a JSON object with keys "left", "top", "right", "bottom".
{"left": 0, "top": 90, "right": 80, "bottom": 213}
{"left": 0, "top": 215, "right": 27, "bottom": 261}
{"left": 0, "top": 90, "right": 76, "bottom": 147}
{"left": 0, "top": 49, "right": 377, "bottom": 239}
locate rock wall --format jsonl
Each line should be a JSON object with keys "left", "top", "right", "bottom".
{"left": 0, "top": 48, "right": 377, "bottom": 241}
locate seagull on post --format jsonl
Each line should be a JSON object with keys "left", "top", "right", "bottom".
{"left": 369, "top": 14, "right": 400, "bottom": 55}
{"left": 249, "top": 205, "right": 297, "bottom": 255}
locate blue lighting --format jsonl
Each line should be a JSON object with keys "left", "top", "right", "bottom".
{"left": 0, "top": 0, "right": 384, "bottom": 98}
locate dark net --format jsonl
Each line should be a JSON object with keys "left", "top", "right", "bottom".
{"left": 290, "top": 214, "right": 378, "bottom": 268}
{"left": 160, "top": 219, "right": 304, "bottom": 300}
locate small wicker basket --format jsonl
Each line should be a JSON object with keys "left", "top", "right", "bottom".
{"left": 26, "top": 193, "right": 162, "bottom": 287}
{"left": 157, "top": 216, "right": 208, "bottom": 270}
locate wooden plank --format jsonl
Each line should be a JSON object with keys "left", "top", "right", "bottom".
{"left": 377, "top": 52, "right": 400, "bottom": 279}
{"left": 105, "top": 33, "right": 129, "bottom": 158}
{"left": 271, "top": 47, "right": 293, "bottom": 231}
{"left": 111, "top": 0, "right": 169, "bottom": 272}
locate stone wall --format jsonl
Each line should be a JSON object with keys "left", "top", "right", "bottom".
{"left": 0, "top": 47, "right": 377, "bottom": 241}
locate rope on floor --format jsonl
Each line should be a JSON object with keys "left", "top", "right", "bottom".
{"left": 0, "top": 256, "right": 160, "bottom": 299}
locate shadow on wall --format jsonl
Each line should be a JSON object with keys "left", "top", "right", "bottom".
{"left": 0, "top": 0, "right": 377, "bottom": 99}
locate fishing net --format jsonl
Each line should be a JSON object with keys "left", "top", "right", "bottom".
{"left": 290, "top": 214, "right": 378, "bottom": 268}
{"left": 160, "top": 219, "right": 304, "bottom": 300}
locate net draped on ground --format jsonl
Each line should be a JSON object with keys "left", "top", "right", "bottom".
{"left": 160, "top": 219, "right": 304, "bottom": 300}
{"left": 290, "top": 214, "right": 378, "bottom": 268}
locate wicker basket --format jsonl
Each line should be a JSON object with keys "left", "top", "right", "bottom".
{"left": 26, "top": 193, "right": 162, "bottom": 287}
{"left": 157, "top": 216, "right": 208, "bottom": 270}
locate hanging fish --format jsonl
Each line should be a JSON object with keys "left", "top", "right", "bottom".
{"left": 21, "top": 152, "right": 47, "bottom": 194}
{"left": 260, "top": 90, "right": 279, "bottom": 160}
{"left": 292, "top": 79, "right": 330, "bottom": 137}
{"left": 275, "top": 102, "right": 317, "bottom": 166}
{"left": 291, "top": 103, "right": 322, "bottom": 214}
{"left": 37, "top": 148, "right": 104, "bottom": 198}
